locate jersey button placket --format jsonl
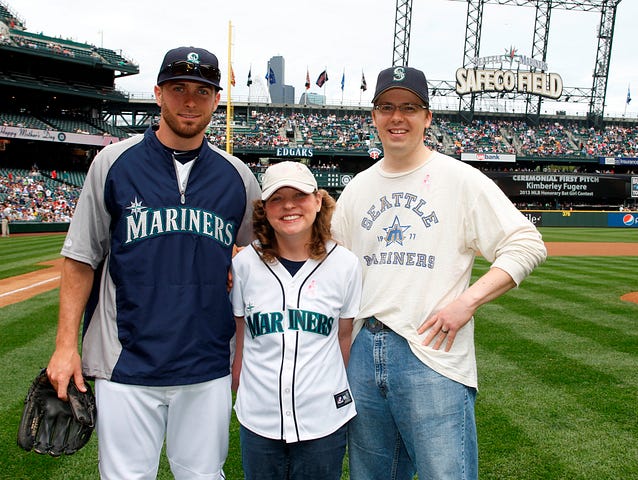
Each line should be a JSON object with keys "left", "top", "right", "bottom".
{"left": 281, "top": 325, "right": 296, "bottom": 439}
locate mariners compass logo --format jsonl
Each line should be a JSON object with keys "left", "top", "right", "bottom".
{"left": 383, "top": 216, "right": 411, "bottom": 246}
{"left": 127, "top": 197, "right": 146, "bottom": 217}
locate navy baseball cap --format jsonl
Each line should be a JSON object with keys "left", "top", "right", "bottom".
{"left": 157, "top": 47, "right": 223, "bottom": 90}
{"left": 372, "top": 66, "right": 429, "bottom": 106}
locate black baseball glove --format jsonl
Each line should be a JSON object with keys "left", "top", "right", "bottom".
{"left": 17, "top": 369, "right": 96, "bottom": 456}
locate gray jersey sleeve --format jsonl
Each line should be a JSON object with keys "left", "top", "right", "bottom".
{"left": 61, "top": 136, "right": 143, "bottom": 268}
{"left": 210, "top": 145, "right": 261, "bottom": 247}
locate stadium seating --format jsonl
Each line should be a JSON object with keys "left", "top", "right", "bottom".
{"left": 0, "top": 167, "right": 81, "bottom": 222}
{"left": 0, "top": 2, "right": 24, "bottom": 29}
{"left": 1, "top": 112, "right": 50, "bottom": 130}
{"left": 202, "top": 110, "right": 638, "bottom": 163}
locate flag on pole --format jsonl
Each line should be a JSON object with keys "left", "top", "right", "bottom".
{"left": 360, "top": 72, "right": 367, "bottom": 92}
{"left": 341, "top": 71, "right": 345, "bottom": 91}
{"left": 316, "top": 70, "right": 328, "bottom": 87}
{"left": 230, "top": 65, "right": 236, "bottom": 87}
{"left": 268, "top": 67, "right": 276, "bottom": 84}
{"left": 247, "top": 68, "right": 252, "bottom": 87}
{"left": 305, "top": 69, "right": 310, "bottom": 90}
{"left": 627, "top": 85, "right": 632, "bottom": 104}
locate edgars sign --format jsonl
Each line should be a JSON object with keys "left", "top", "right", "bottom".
{"left": 456, "top": 46, "right": 563, "bottom": 99}
{"left": 275, "top": 147, "right": 313, "bottom": 158}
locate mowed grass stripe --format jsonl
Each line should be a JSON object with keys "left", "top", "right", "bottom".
{"left": 502, "top": 275, "right": 638, "bottom": 331}
{"left": 539, "top": 227, "right": 638, "bottom": 242}
{"left": 508, "top": 277, "right": 638, "bottom": 324}
{"left": 473, "top": 254, "right": 638, "bottom": 478}
{"left": 476, "top": 349, "right": 638, "bottom": 479}
{"left": 0, "top": 234, "right": 65, "bottom": 279}
{"left": 1, "top": 316, "right": 102, "bottom": 480}
{"left": 477, "top": 402, "right": 572, "bottom": 480}
{"left": 517, "top": 257, "right": 636, "bottom": 293}
{"left": 0, "top": 234, "right": 65, "bottom": 255}
{"left": 475, "top": 257, "right": 638, "bottom": 327}
{"left": 493, "top": 291, "right": 638, "bottom": 353}
{"left": 0, "top": 302, "right": 59, "bottom": 414}
{"left": 0, "top": 290, "right": 60, "bottom": 357}
{"left": 537, "top": 257, "right": 638, "bottom": 288}
{"left": 476, "top": 309, "right": 637, "bottom": 431}
{"left": 477, "top": 299, "right": 638, "bottom": 391}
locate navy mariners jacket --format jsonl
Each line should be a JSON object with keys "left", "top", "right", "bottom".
{"left": 64, "top": 126, "right": 259, "bottom": 386}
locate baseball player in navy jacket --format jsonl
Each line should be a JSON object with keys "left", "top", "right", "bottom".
{"left": 46, "top": 46, "right": 260, "bottom": 479}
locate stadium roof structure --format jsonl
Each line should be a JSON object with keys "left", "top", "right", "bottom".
{"left": 0, "top": 1, "right": 138, "bottom": 77}
{"left": 0, "top": 1, "right": 138, "bottom": 104}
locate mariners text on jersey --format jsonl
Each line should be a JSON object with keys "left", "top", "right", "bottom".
{"left": 125, "top": 201, "right": 235, "bottom": 246}
{"left": 246, "top": 309, "right": 335, "bottom": 338}
{"left": 360, "top": 191, "right": 438, "bottom": 230}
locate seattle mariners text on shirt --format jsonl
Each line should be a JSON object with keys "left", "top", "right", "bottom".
{"left": 361, "top": 191, "right": 438, "bottom": 230}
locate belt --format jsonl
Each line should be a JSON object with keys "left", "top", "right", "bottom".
{"left": 364, "top": 317, "right": 392, "bottom": 334}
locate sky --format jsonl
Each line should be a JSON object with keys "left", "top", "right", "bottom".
{"left": 7, "top": 0, "right": 637, "bottom": 117}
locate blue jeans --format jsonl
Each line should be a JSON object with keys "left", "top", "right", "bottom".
{"left": 347, "top": 326, "right": 478, "bottom": 480}
{"left": 239, "top": 423, "right": 347, "bottom": 480}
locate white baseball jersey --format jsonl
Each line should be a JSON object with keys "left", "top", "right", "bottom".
{"left": 231, "top": 240, "right": 362, "bottom": 443}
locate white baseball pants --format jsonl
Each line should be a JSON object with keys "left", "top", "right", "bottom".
{"left": 95, "top": 376, "right": 231, "bottom": 479}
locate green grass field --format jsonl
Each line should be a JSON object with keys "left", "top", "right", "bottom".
{"left": 1, "top": 229, "right": 637, "bottom": 479}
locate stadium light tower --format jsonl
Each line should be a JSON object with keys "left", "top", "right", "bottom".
{"left": 392, "top": 0, "right": 413, "bottom": 66}
{"left": 452, "top": 0, "right": 622, "bottom": 126}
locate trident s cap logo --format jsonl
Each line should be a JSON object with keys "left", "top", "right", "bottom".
{"left": 393, "top": 67, "right": 406, "bottom": 82}
{"left": 187, "top": 52, "right": 200, "bottom": 64}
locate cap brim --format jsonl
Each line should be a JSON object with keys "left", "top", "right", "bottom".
{"left": 261, "top": 181, "right": 316, "bottom": 200}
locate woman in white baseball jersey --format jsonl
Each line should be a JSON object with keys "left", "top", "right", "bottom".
{"left": 231, "top": 161, "right": 362, "bottom": 480}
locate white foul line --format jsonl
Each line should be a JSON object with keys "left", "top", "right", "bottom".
{"left": 0, "top": 276, "right": 61, "bottom": 299}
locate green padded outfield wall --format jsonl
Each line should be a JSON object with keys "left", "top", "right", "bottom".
{"left": 522, "top": 211, "right": 638, "bottom": 228}
{"left": 9, "top": 222, "right": 69, "bottom": 234}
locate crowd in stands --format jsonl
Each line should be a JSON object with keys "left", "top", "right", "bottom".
{"left": 0, "top": 167, "right": 81, "bottom": 223}
{"left": 293, "top": 112, "right": 373, "bottom": 151}
{"left": 201, "top": 110, "right": 638, "bottom": 160}
{"left": 208, "top": 111, "right": 291, "bottom": 150}
{"left": 207, "top": 111, "right": 375, "bottom": 152}
{"left": 0, "top": 31, "right": 11, "bottom": 46}
{"left": 3, "top": 106, "right": 638, "bottom": 158}
{"left": 573, "top": 124, "right": 638, "bottom": 157}
{"left": 436, "top": 118, "right": 512, "bottom": 155}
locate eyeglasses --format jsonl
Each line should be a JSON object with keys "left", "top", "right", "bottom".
{"left": 373, "top": 103, "right": 428, "bottom": 115}
{"left": 161, "top": 61, "right": 221, "bottom": 84}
